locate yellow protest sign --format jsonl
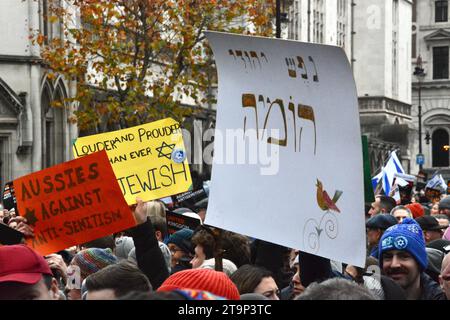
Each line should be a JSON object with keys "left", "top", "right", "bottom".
{"left": 73, "top": 118, "right": 192, "bottom": 204}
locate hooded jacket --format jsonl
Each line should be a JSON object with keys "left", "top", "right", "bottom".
{"left": 419, "top": 272, "right": 446, "bottom": 300}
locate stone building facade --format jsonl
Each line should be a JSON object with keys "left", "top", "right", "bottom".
{"left": 412, "top": 0, "right": 450, "bottom": 179}
{"left": 0, "top": 0, "right": 76, "bottom": 189}
{"left": 287, "top": 0, "right": 413, "bottom": 174}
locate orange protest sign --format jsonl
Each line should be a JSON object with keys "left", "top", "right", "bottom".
{"left": 15, "top": 150, "right": 136, "bottom": 256}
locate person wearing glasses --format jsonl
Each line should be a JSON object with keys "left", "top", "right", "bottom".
{"left": 167, "top": 228, "right": 194, "bottom": 274}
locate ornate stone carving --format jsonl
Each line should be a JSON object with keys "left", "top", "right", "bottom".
{"left": 359, "top": 97, "right": 412, "bottom": 117}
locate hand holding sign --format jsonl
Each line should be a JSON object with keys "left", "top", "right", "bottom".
{"left": 133, "top": 198, "right": 148, "bottom": 225}
{"left": 8, "top": 216, "right": 35, "bottom": 238}
{"left": 45, "top": 254, "right": 68, "bottom": 284}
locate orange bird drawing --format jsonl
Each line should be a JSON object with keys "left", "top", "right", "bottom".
{"left": 316, "top": 179, "right": 343, "bottom": 213}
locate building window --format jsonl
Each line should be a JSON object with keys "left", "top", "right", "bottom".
{"left": 45, "top": 113, "right": 54, "bottom": 168}
{"left": 393, "top": 0, "right": 398, "bottom": 25}
{"left": 393, "top": 32, "right": 398, "bottom": 97}
{"left": 41, "top": 85, "right": 65, "bottom": 168}
{"left": 41, "top": 0, "right": 49, "bottom": 44}
{"left": 312, "top": 0, "right": 324, "bottom": 44}
{"left": 432, "top": 129, "right": 450, "bottom": 167}
{"left": 295, "top": 1, "right": 299, "bottom": 40}
{"left": 436, "top": 0, "right": 448, "bottom": 23}
{"left": 433, "top": 46, "right": 449, "bottom": 79}
{"left": 288, "top": 7, "right": 294, "bottom": 39}
{"left": 413, "top": 0, "right": 417, "bottom": 22}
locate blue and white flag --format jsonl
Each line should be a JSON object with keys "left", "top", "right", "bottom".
{"left": 372, "top": 151, "right": 405, "bottom": 196}
{"left": 426, "top": 172, "right": 447, "bottom": 192}
{"left": 372, "top": 168, "right": 384, "bottom": 191}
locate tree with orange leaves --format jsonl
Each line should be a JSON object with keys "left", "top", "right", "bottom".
{"left": 32, "top": 0, "right": 274, "bottom": 133}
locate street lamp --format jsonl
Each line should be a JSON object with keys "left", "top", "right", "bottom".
{"left": 413, "top": 55, "right": 426, "bottom": 170}
{"left": 275, "top": 0, "right": 289, "bottom": 39}
{"left": 276, "top": 0, "right": 281, "bottom": 38}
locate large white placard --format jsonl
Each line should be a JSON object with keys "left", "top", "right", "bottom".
{"left": 205, "top": 32, "right": 366, "bottom": 267}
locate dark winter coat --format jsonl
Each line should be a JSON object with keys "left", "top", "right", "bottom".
{"left": 129, "top": 217, "right": 169, "bottom": 290}
{"left": 419, "top": 272, "right": 447, "bottom": 300}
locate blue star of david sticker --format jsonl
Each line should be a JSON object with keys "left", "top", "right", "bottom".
{"left": 394, "top": 236, "right": 408, "bottom": 250}
{"left": 172, "top": 149, "right": 186, "bottom": 163}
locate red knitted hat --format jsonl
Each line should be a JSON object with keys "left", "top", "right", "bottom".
{"left": 406, "top": 203, "right": 425, "bottom": 219}
{"left": 157, "top": 268, "right": 240, "bottom": 300}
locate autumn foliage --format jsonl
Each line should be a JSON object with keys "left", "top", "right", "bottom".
{"left": 33, "top": 0, "right": 274, "bottom": 132}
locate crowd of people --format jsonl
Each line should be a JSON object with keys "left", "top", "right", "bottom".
{"left": 0, "top": 176, "right": 450, "bottom": 300}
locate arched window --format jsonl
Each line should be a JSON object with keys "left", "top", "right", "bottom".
{"left": 432, "top": 129, "right": 449, "bottom": 167}
{"left": 52, "top": 89, "right": 65, "bottom": 164}
{"left": 41, "top": 87, "right": 53, "bottom": 168}
{"left": 41, "top": 82, "right": 65, "bottom": 168}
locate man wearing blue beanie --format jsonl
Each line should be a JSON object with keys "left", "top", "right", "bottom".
{"left": 167, "top": 228, "right": 194, "bottom": 274}
{"left": 379, "top": 218, "right": 446, "bottom": 300}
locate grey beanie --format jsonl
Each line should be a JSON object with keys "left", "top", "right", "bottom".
{"left": 199, "top": 258, "right": 237, "bottom": 277}
{"left": 426, "top": 247, "right": 444, "bottom": 275}
{"left": 115, "top": 236, "right": 135, "bottom": 260}
{"left": 439, "top": 196, "right": 450, "bottom": 210}
{"left": 128, "top": 242, "right": 172, "bottom": 274}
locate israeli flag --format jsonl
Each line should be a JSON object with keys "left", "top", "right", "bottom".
{"left": 426, "top": 172, "right": 447, "bottom": 192}
{"left": 440, "top": 175, "right": 448, "bottom": 193}
{"left": 381, "top": 151, "right": 405, "bottom": 196}
{"left": 372, "top": 168, "right": 384, "bottom": 191}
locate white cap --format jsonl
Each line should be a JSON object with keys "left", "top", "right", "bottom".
{"left": 182, "top": 212, "right": 203, "bottom": 225}
{"left": 199, "top": 258, "right": 237, "bottom": 277}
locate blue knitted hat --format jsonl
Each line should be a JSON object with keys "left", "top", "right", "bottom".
{"left": 378, "top": 218, "right": 428, "bottom": 271}
{"left": 168, "top": 228, "right": 194, "bottom": 255}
